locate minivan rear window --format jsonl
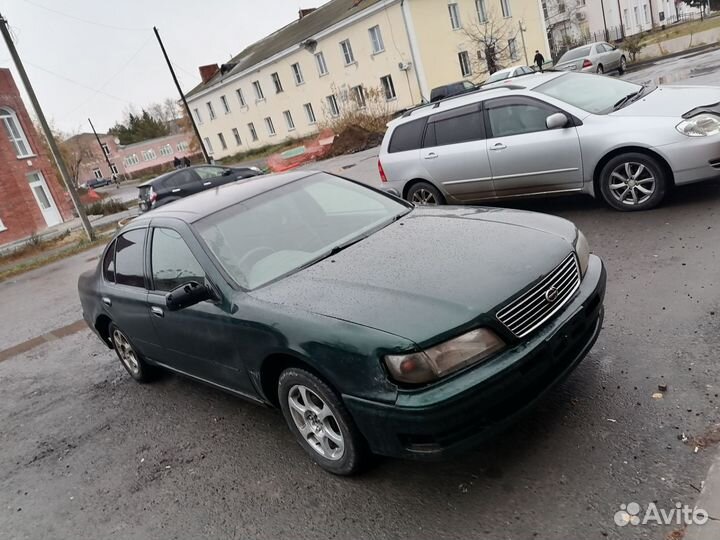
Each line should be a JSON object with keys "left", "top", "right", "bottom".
{"left": 388, "top": 118, "right": 427, "bottom": 153}
{"left": 425, "top": 105, "right": 484, "bottom": 147}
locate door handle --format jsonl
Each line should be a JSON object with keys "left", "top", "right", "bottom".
{"left": 102, "top": 296, "right": 112, "bottom": 307}
{"left": 424, "top": 152, "right": 438, "bottom": 160}
{"left": 490, "top": 143, "right": 507, "bottom": 151}
{"left": 203, "top": 181, "right": 212, "bottom": 186}
{"left": 171, "top": 188, "right": 181, "bottom": 193}
{"left": 151, "top": 306, "right": 164, "bottom": 318}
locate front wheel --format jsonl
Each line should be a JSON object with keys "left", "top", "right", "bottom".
{"left": 406, "top": 181, "right": 444, "bottom": 206}
{"left": 278, "top": 367, "right": 367, "bottom": 475}
{"left": 598, "top": 153, "right": 667, "bottom": 211}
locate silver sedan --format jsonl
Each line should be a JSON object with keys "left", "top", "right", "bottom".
{"left": 555, "top": 42, "right": 627, "bottom": 75}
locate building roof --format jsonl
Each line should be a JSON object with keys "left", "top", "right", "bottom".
{"left": 185, "top": 0, "right": 384, "bottom": 99}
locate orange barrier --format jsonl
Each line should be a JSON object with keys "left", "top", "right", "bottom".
{"left": 267, "top": 129, "right": 335, "bottom": 173}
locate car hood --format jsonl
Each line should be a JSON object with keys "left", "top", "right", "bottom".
{"left": 613, "top": 85, "right": 720, "bottom": 118}
{"left": 250, "top": 207, "right": 577, "bottom": 345}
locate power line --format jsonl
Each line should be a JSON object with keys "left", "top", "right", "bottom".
{"left": 23, "top": 0, "right": 150, "bottom": 32}
{"left": 25, "top": 61, "right": 132, "bottom": 104}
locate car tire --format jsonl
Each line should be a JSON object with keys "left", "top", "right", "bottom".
{"left": 109, "top": 323, "right": 157, "bottom": 383}
{"left": 598, "top": 153, "right": 667, "bottom": 211}
{"left": 278, "top": 367, "right": 367, "bottom": 475}
{"left": 618, "top": 56, "right": 627, "bottom": 75}
{"left": 406, "top": 181, "right": 445, "bottom": 206}
{"left": 596, "top": 64, "right": 604, "bottom": 74}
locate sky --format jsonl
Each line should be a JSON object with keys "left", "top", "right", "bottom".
{"left": 0, "top": 0, "right": 331, "bottom": 134}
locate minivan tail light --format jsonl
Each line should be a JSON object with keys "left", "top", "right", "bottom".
{"left": 582, "top": 59, "right": 593, "bottom": 68}
{"left": 378, "top": 159, "right": 388, "bottom": 183}
{"left": 149, "top": 188, "right": 157, "bottom": 203}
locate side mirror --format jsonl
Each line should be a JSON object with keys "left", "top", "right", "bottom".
{"left": 222, "top": 169, "right": 233, "bottom": 176}
{"left": 165, "top": 281, "right": 213, "bottom": 311}
{"left": 546, "top": 112, "right": 569, "bottom": 130}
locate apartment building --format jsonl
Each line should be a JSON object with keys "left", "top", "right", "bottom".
{"left": 186, "top": 0, "right": 549, "bottom": 159}
{"left": 584, "top": 0, "right": 702, "bottom": 40}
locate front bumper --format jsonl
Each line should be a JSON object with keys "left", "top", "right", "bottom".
{"left": 343, "top": 254, "right": 606, "bottom": 459}
{"left": 657, "top": 136, "right": 720, "bottom": 185}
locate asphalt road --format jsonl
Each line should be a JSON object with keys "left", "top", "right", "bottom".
{"left": 1, "top": 50, "right": 720, "bottom": 540}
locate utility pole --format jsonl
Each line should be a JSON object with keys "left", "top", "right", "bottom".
{"left": 617, "top": 0, "right": 625, "bottom": 39}
{"left": 153, "top": 26, "right": 210, "bottom": 164}
{"left": 518, "top": 20, "right": 529, "bottom": 66}
{"left": 88, "top": 118, "right": 115, "bottom": 180}
{"left": 0, "top": 13, "right": 94, "bottom": 240}
{"left": 600, "top": 0, "right": 610, "bottom": 41}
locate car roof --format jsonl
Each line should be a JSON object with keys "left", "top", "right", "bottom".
{"left": 137, "top": 164, "right": 235, "bottom": 188}
{"left": 131, "top": 170, "right": 314, "bottom": 223}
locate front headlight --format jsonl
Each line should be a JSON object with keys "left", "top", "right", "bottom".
{"left": 574, "top": 229, "right": 590, "bottom": 277}
{"left": 676, "top": 113, "right": 720, "bottom": 137}
{"left": 385, "top": 328, "right": 505, "bottom": 384}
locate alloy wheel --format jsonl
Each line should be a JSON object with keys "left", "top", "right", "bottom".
{"left": 112, "top": 329, "right": 140, "bottom": 375}
{"left": 411, "top": 189, "right": 437, "bottom": 205}
{"left": 608, "top": 162, "right": 656, "bottom": 206}
{"left": 287, "top": 384, "right": 345, "bottom": 460}
{"left": 621, "top": 57, "right": 627, "bottom": 71}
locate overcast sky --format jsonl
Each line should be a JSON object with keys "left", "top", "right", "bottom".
{"left": 0, "top": 0, "right": 330, "bottom": 134}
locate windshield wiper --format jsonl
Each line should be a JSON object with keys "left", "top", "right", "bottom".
{"left": 612, "top": 85, "right": 646, "bottom": 111}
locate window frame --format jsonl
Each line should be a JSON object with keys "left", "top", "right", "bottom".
{"left": 112, "top": 227, "right": 148, "bottom": 290}
{"left": 368, "top": 25, "right": 385, "bottom": 54}
{"left": 204, "top": 136, "right": 214, "bottom": 154}
{"left": 340, "top": 39, "right": 356, "bottom": 65}
{"left": 232, "top": 127, "right": 242, "bottom": 146}
{"left": 304, "top": 103, "right": 317, "bottom": 124}
{"left": 476, "top": 0, "right": 488, "bottom": 22}
{"left": 206, "top": 101, "right": 216, "bottom": 120}
{"left": 315, "top": 52, "right": 329, "bottom": 76}
{"left": 92, "top": 168, "right": 103, "bottom": 179}
{"left": 352, "top": 85, "right": 367, "bottom": 109}
{"left": 508, "top": 38, "right": 519, "bottom": 60}
{"left": 0, "top": 107, "right": 34, "bottom": 158}
{"left": 252, "top": 80, "right": 265, "bottom": 101}
{"left": 220, "top": 95, "right": 231, "bottom": 114}
{"left": 500, "top": 0, "right": 512, "bottom": 18}
{"left": 482, "top": 95, "right": 565, "bottom": 139}
{"left": 264, "top": 116, "right": 276, "bottom": 136}
{"left": 236, "top": 88, "right": 247, "bottom": 107}
{"left": 193, "top": 108, "right": 203, "bottom": 125}
{"left": 423, "top": 103, "right": 486, "bottom": 148}
{"left": 448, "top": 3, "right": 462, "bottom": 29}
{"left": 101, "top": 142, "right": 110, "bottom": 155}
{"left": 458, "top": 51, "right": 472, "bottom": 77}
{"left": 326, "top": 95, "right": 340, "bottom": 118}
{"left": 102, "top": 238, "right": 117, "bottom": 283}
{"left": 271, "top": 72, "right": 284, "bottom": 94}
{"left": 283, "top": 110, "right": 296, "bottom": 131}
{"left": 380, "top": 75, "right": 397, "bottom": 101}
{"left": 291, "top": 63, "right": 305, "bottom": 85}
{"left": 248, "top": 122, "right": 259, "bottom": 142}
{"left": 148, "top": 226, "right": 206, "bottom": 293}
{"left": 218, "top": 132, "right": 228, "bottom": 150}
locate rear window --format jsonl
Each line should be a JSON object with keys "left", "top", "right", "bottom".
{"left": 102, "top": 240, "right": 116, "bottom": 282}
{"left": 388, "top": 118, "right": 427, "bottom": 153}
{"left": 164, "top": 170, "right": 195, "bottom": 189}
{"left": 424, "top": 104, "right": 484, "bottom": 147}
{"left": 559, "top": 46, "right": 592, "bottom": 62}
{"left": 115, "top": 229, "right": 146, "bottom": 288}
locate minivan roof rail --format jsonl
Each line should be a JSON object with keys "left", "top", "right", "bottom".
{"left": 400, "top": 84, "right": 526, "bottom": 118}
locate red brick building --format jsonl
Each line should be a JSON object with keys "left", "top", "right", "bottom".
{"left": 0, "top": 68, "right": 73, "bottom": 245}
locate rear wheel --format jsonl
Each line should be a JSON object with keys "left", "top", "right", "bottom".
{"left": 618, "top": 56, "right": 627, "bottom": 75}
{"left": 109, "top": 323, "right": 157, "bottom": 382}
{"left": 278, "top": 367, "right": 367, "bottom": 475}
{"left": 406, "top": 181, "right": 444, "bottom": 206}
{"left": 598, "top": 153, "right": 667, "bottom": 211}
{"left": 597, "top": 64, "right": 604, "bottom": 74}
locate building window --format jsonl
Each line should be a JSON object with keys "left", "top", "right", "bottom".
{"left": 368, "top": 25, "right": 385, "bottom": 54}
{"left": 204, "top": 137, "right": 214, "bottom": 154}
{"left": 477, "top": 0, "right": 488, "bottom": 22}
{"left": 101, "top": 142, "right": 110, "bottom": 155}
{"left": 220, "top": 95, "right": 230, "bottom": 114}
{"left": 218, "top": 132, "right": 227, "bottom": 150}
{"left": 326, "top": 95, "right": 340, "bottom": 118}
{"left": 291, "top": 63, "right": 304, "bottom": 85}
{"left": 351, "top": 85, "right": 367, "bottom": 109}
{"left": 206, "top": 101, "right": 216, "bottom": 120}
{"left": 176, "top": 141, "right": 189, "bottom": 152}
{"left": 142, "top": 149, "right": 157, "bottom": 161}
{"left": 271, "top": 72, "right": 284, "bottom": 93}
{"left": 124, "top": 154, "right": 139, "bottom": 166}
{"left": 315, "top": 52, "right": 329, "bottom": 75}
{"left": 0, "top": 108, "right": 33, "bottom": 157}
{"left": 448, "top": 3, "right": 462, "bottom": 29}
{"left": 459, "top": 51, "right": 472, "bottom": 76}
{"left": 283, "top": 110, "right": 295, "bottom": 131}
{"left": 500, "top": 0, "right": 512, "bottom": 17}
{"left": 252, "top": 80, "right": 265, "bottom": 101}
{"left": 92, "top": 168, "right": 103, "bottom": 179}
{"left": 159, "top": 144, "right": 173, "bottom": 156}
{"left": 248, "top": 122, "right": 258, "bottom": 142}
{"left": 380, "top": 75, "right": 396, "bottom": 101}
{"left": 542, "top": 0, "right": 548, "bottom": 18}
{"left": 193, "top": 108, "right": 203, "bottom": 125}
{"left": 264, "top": 117, "right": 276, "bottom": 136}
{"left": 236, "top": 88, "right": 247, "bottom": 107}
{"left": 508, "top": 38, "right": 518, "bottom": 60}
{"left": 232, "top": 127, "right": 242, "bottom": 146}
{"left": 304, "top": 103, "right": 316, "bottom": 124}
{"left": 340, "top": 39, "right": 356, "bottom": 65}
{"left": 110, "top": 163, "right": 119, "bottom": 175}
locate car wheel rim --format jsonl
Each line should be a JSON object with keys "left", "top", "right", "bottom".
{"left": 621, "top": 58, "right": 626, "bottom": 69}
{"left": 608, "top": 162, "right": 656, "bottom": 206}
{"left": 411, "top": 189, "right": 437, "bottom": 205}
{"left": 112, "top": 329, "right": 140, "bottom": 375}
{"left": 287, "top": 385, "right": 345, "bottom": 461}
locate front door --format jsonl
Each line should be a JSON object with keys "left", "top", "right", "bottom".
{"left": 193, "top": 166, "right": 234, "bottom": 189}
{"left": 27, "top": 172, "right": 62, "bottom": 227}
{"left": 420, "top": 103, "right": 495, "bottom": 202}
{"left": 483, "top": 96, "right": 583, "bottom": 197}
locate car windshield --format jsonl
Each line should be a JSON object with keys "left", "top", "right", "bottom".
{"left": 558, "top": 46, "right": 592, "bottom": 62}
{"left": 535, "top": 73, "right": 643, "bottom": 114}
{"left": 486, "top": 70, "right": 510, "bottom": 83}
{"left": 194, "top": 173, "right": 410, "bottom": 290}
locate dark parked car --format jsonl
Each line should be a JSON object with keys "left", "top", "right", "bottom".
{"left": 430, "top": 80, "right": 476, "bottom": 102}
{"left": 78, "top": 171, "right": 606, "bottom": 475}
{"left": 138, "top": 165, "right": 262, "bottom": 212}
{"left": 84, "top": 178, "right": 113, "bottom": 189}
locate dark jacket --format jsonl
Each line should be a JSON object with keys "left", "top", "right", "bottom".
{"left": 534, "top": 52, "right": 545, "bottom": 67}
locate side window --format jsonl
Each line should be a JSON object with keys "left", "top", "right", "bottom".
{"left": 164, "top": 170, "right": 197, "bottom": 189}
{"left": 388, "top": 118, "right": 427, "bottom": 153}
{"left": 115, "top": 229, "right": 146, "bottom": 288}
{"left": 151, "top": 228, "right": 205, "bottom": 292}
{"left": 102, "top": 239, "right": 116, "bottom": 282}
{"left": 486, "top": 98, "right": 556, "bottom": 138}
{"left": 195, "top": 166, "right": 229, "bottom": 180}
{"left": 425, "top": 104, "right": 484, "bottom": 147}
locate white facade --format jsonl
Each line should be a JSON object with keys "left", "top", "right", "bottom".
{"left": 584, "top": 0, "right": 703, "bottom": 40}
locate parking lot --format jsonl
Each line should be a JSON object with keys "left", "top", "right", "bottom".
{"left": 1, "top": 50, "right": 720, "bottom": 539}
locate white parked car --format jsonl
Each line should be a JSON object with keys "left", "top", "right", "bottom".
{"left": 482, "top": 65, "right": 536, "bottom": 88}
{"left": 555, "top": 42, "right": 627, "bottom": 75}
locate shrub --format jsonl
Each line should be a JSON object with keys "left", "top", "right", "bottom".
{"left": 623, "top": 34, "right": 644, "bottom": 62}
{"left": 84, "top": 198, "right": 129, "bottom": 216}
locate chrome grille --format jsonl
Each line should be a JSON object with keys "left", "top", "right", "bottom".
{"left": 496, "top": 254, "right": 581, "bottom": 338}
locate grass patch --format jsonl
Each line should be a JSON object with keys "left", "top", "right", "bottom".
{"left": 218, "top": 137, "right": 315, "bottom": 165}
{"left": 641, "top": 15, "right": 720, "bottom": 45}
{"left": 84, "top": 198, "right": 129, "bottom": 216}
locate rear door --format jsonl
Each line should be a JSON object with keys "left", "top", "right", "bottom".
{"left": 483, "top": 96, "right": 583, "bottom": 197}
{"left": 420, "top": 103, "right": 494, "bottom": 202}
{"left": 160, "top": 169, "right": 203, "bottom": 201}
{"left": 194, "top": 165, "right": 235, "bottom": 189}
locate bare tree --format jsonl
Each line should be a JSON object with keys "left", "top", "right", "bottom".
{"left": 59, "top": 134, "right": 96, "bottom": 186}
{"left": 463, "top": 7, "right": 521, "bottom": 77}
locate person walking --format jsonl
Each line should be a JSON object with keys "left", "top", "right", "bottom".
{"left": 534, "top": 50, "right": 545, "bottom": 73}
{"left": 183, "top": 156, "right": 191, "bottom": 168}
{"left": 173, "top": 156, "right": 181, "bottom": 169}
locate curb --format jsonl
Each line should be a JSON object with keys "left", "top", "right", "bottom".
{"left": 685, "top": 452, "right": 720, "bottom": 540}
{"left": 625, "top": 43, "right": 720, "bottom": 73}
